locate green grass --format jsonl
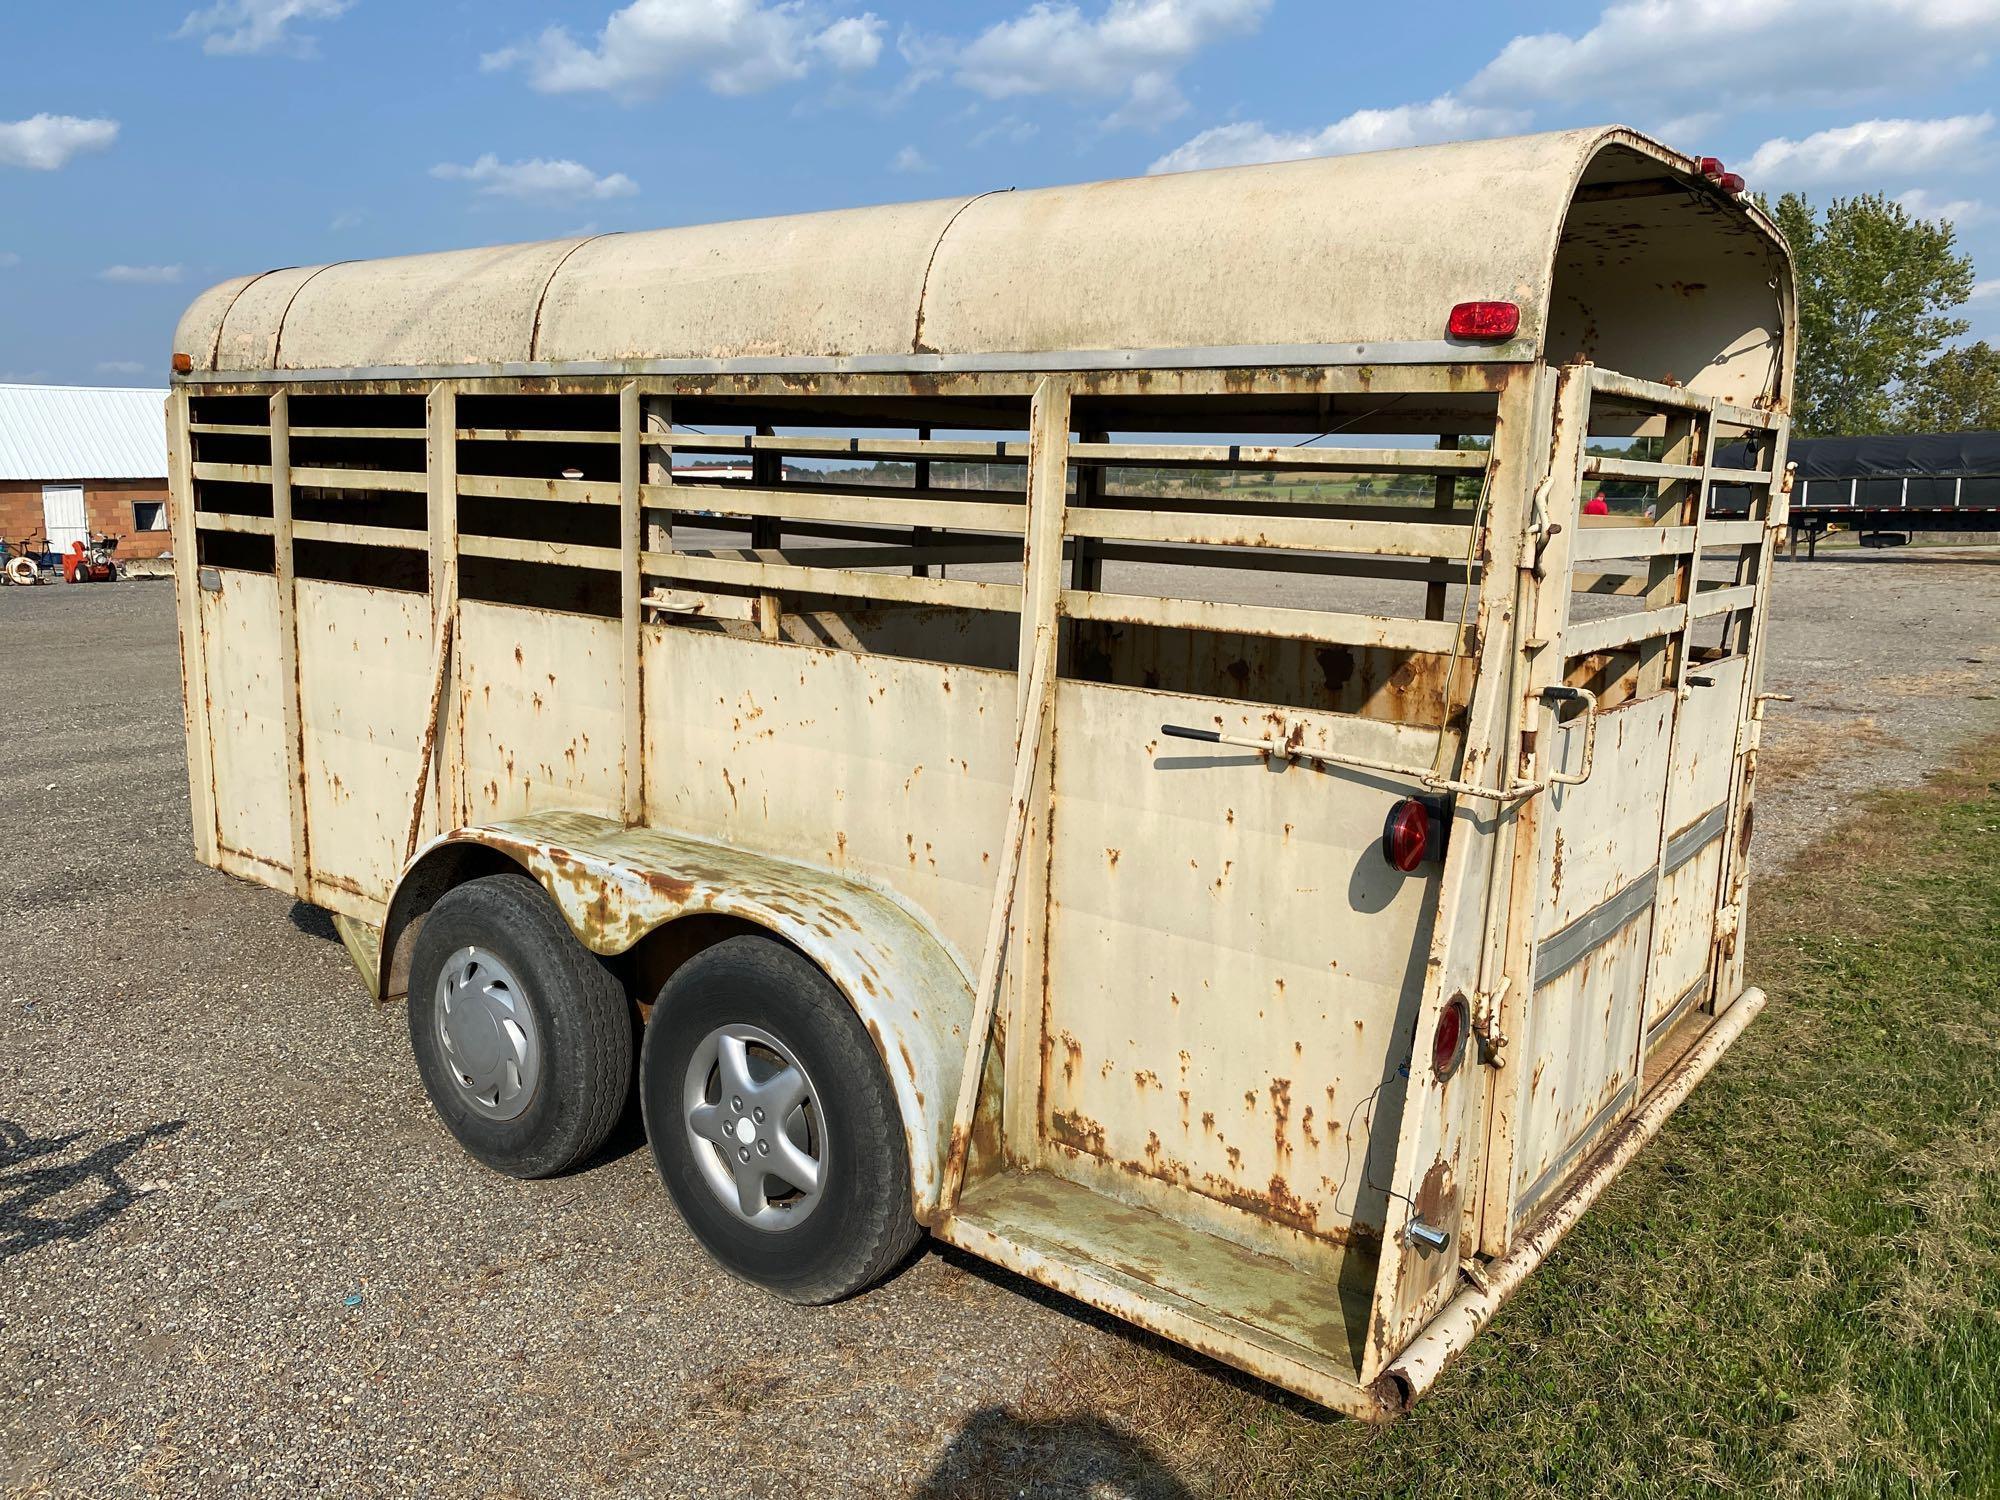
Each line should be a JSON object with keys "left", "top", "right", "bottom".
{"left": 998, "top": 739, "right": 2000, "bottom": 1499}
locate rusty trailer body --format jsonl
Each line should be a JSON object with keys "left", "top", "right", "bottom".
{"left": 167, "top": 126, "right": 1794, "bottom": 1417}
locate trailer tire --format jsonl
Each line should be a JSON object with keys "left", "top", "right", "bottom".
{"left": 640, "top": 935, "right": 921, "bottom": 1304}
{"left": 407, "top": 873, "right": 632, "bottom": 1179}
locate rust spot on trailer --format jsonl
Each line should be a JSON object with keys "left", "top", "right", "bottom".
{"left": 1049, "top": 1109, "right": 1106, "bottom": 1157}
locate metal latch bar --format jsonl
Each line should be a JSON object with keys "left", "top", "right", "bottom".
{"left": 1157, "top": 724, "right": 1543, "bottom": 804}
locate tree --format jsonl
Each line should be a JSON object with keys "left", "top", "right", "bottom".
{"left": 1774, "top": 192, "right": 1974, "bottom": 436}
{"left": 1897, "top": 340, "right": 2000, "bottom": 432}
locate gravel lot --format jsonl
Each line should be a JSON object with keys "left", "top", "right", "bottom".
{"left": 2, "top": 553, "right": 1996, "bottom": 1498}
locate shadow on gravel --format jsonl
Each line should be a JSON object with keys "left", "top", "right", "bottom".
{"left": 0, "top": 1117, "right": 187, "bottom": 1260}
{"left": 911, "top": 1407, "right": 1196, "bottom": 1499}
{"left": 288, "top": 901, "right": 339, "bottom": 941}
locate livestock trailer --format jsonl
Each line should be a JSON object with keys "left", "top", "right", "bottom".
{"left": 167, "top": 127, "right": 1794, "bottom": 1417}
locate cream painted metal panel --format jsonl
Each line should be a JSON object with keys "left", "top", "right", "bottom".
{"left": 457, "top": 601, "right": 623, "bottom": 823}
{"left": 918, "top": 139, "right": 1572, "bottom": 357}
{"left": 212, "top": 265, "right": 330, "bottom": 373}
{"left": 1643, "top": 653, "right": 1751, "bottom": 1036}
{"left": 537, "top": 199, "right": 970, "bottom": 363}
{"left": 1511, "top": 917, "right": 1651, "bottom": 1220}
{"left": 639, "top": 625, "right": 1014, "bottom": 967}
{"left": 175, "top": 127, "right": 1790, "bottom": 409}
{"left": 1509, "top": 692, "right": 1675, "bottom": 1218}
{"left": 1040, "top": 680, "right": 1441, "bottom": 1257}
{"left": 197, "top": 570, "right": 292, "bottom": 868}
{"left": 276, "top": 239, "right": 593, "bottom": 372}
{"left": 1540, "top": 695, "right": 1676, "bottom": 933}
{"left": 295, "top": 579, "right": 437, "bottom": 904}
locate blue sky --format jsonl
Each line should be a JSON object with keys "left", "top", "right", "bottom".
{"left": 4, "top": 0, "right": 1999, "bottom": 385}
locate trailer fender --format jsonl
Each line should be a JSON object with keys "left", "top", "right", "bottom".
{"left": 383, "top": 811, "right": 976, "bottom": 1222}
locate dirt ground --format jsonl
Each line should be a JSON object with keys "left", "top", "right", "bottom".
{"left": 1, "top": 550, "right": 1996, "bottom": 1499}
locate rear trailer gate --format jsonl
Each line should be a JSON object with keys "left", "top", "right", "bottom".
{"left": 168, "top": 124, "right": 1795, "bottom": 1422}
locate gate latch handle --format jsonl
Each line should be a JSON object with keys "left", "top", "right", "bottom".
{"left": 1540, "top": 685, "right": 1599, "bottom": 787}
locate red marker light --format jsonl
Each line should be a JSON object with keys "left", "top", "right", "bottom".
{"left": 1433, "top": 997, "right": 1469, "bottom": 1078}
{"left": 1384, "top": 798, "right": 1430, "bottom": 872}
{"left": 1697, "top": 156, "right": 1725, "bottom": 179}
{"left": 1447, "top": 301, "right": 1521, "bottom": 341}
{"left": 1717, "top": 172, "right": 1745, "bottom": 196}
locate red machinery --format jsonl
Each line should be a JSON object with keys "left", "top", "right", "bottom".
{"left": 64, "top": 534, "right": 120, "bottom": 584}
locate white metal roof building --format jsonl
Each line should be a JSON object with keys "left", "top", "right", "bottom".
{"left": 0, "top": 383, "right": 168, "bottom": 480}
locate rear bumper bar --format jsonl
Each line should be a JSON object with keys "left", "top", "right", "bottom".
{"left": 1377, "top": 985, "right": 1766, "bottom": 1411}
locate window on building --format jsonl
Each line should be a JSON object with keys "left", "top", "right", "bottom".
{"left": 133, "top": 500, "right": 167, "bottom": 532}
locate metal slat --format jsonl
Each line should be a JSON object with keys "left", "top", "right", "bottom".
{"left": 1570, "top": 524, "right": 1697, "bottom": 561}
{"left": 1582, "top": 457, "right": 1704, "bottom": 482}
{"left": 1060, "top": 588, "right": 1467, "bottom": 654}
{"left": 456, "top": 427, "right": 620, "bottom": 444}
{"left": 459, "top": 533, "right": 621, "bottom": 570}
{"left": 1690, "top": 582, "right": 1757, "bottom": 618}
{"left": 292, "top": 519, "right": 429, "bottom": 550}
{"left": 1698, "top": 519, "right": 1765, "bottom": 547}
{"left": 645, "top": 481, "right": 1024, "bottom": 535}
{"left": 641, "top": 547, "right": 1020, "bottom": 612}
{"left": 193, "top": 511, "right": 275, "bottom": 535}
{"left": 455, "top": 472, "right": 621, "bottom": 506}
{"left": 1563, "top": 602, "right": 1688, "bottom": 658}
{"left": 1069, "top": 441, "right": 1488, "bottom": 473}
{"left": 644, "top": 432, "right": 1034, "bottom": 463}
{"left": 1065, "top": 506, "right": 1471, "bottom": 559}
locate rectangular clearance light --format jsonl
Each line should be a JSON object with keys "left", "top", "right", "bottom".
{"left": 1448, "top": 301, "right": 1521, "bottom": 341}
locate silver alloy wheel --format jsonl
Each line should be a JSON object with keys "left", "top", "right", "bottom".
{"left": 435, "top": 946, "right": 542, "bottom": 1121}
{"left": 683, "top": 1023, "right": 826, "bottom": 1230}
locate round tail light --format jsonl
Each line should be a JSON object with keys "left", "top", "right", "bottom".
{"left": 1433, "top": 997, "right": 1469, "bottom": 1078}
{"left": 1384, "top": 798, "right": 1430, "bottom": 872}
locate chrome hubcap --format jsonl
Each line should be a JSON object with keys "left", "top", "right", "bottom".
{"left": 435, "top": 947, "right": 541, "bottom": 1121}
{"left": 684, "top": 1024, "right": 825, "bottom": 1230}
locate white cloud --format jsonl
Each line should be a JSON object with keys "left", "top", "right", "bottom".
{"left": 814, "top": 14, "right": 885, "bottom": 70}
{"left": 1971, "top": 279, "right": 2000, "bottom": 302}
{"left": 969, "top": 113, "right": 1038, "bottom": 149}
{"left": 328, "top": 209, "right": 364, "bottom": 231}
{"left": 1465, "top": 0, "right": 2000, "bottom": 111}
{"left": 177, "top": 0, "right": 351, "bottom": 57}
{"left": 952, "top": 0, "right": 1269, "bottom": 131}
{"left": 891, "top": 144, "right": 932, "bottom": 172}
{"left": 97, "top": 360, "right": 148, "bottom": 375}
{"left": 431, "top": 154, "right": 639, "bottom": 203}
{"left": 486, "top": 0, "right": 884, "bottom": 98}
{"left": 1150, "top": 96, "right": 1527, "bottom": 174}
{"left": 99, "top": 264, "right": 185, "bottom": 285}
{"left": 1745, "top": 114, "right": 1993, "bottom": 186}
{"left": 1896, "top": 188, "right": 1987, "bottom": 225}
{"left": 0, "top": 114, "right": 119, "bottom": 171}
{"left": 0, "top": 252, "right": 19, "bottom": 269}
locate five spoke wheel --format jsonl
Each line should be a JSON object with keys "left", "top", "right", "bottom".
{"left": 683, "top": 1024, "right": 825, "bottom": 1230}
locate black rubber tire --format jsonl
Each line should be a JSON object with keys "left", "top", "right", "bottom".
{"left": 640, "top": 935, "right": 921, "bottom": 1304}
{"left": 407, "top": 873, "right": 633, "bottom": 1179}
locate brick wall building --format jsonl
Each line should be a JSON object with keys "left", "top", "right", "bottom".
{"left": 0, "top": 384, "right": 171, "bottom": 563}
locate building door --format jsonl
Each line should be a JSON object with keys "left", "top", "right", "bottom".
{"left": 41, "top": 484, "right": 87, "bottom": 551}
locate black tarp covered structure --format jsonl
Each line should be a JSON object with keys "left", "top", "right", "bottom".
{"left": 1716, "top": 430, "right": 2000, "bottom": 479}
{"left": 1712, "top": 430, "right": 2000, "bottom": 525}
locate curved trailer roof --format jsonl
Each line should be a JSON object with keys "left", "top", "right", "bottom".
{"left": 175, "top": 126, "right": 1793, "bottom": 410}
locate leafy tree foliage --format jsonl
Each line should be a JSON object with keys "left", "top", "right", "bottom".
{"left": 1897, "top": 340, "right": 2000, "bottom": 432}
{"left": 1774, "top": 193, "right": 1974, "bottom": 436}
